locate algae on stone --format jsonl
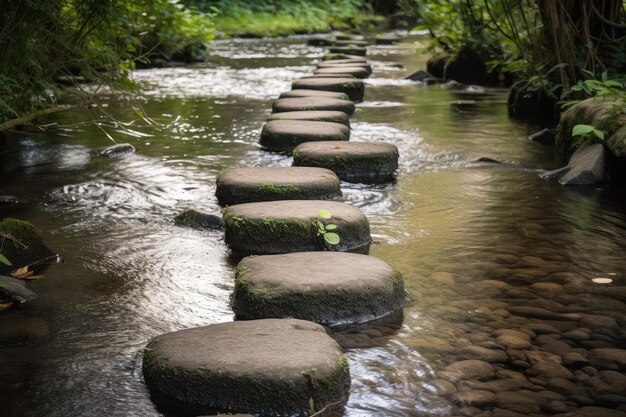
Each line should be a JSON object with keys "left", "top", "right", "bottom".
{"left": 0, "top": 218, "right": 57, "bottom": 275}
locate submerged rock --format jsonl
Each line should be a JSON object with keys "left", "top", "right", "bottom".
{"left": 174, "top": 209, "right": 223, "bottom": 230}
{"left": 405, "top": 70, "right": 433, "bottom": 82}
{"left": 0, "top": 196, "right": 18, "bottom": 206}
{"left": 540, "top": 143, "right": 607, "bottom": 185}
{"left": 98, "top": 143, "right": 136, "bottom": 158}
{"left": 529, "top": 128, "right": 556, "bottom": 144}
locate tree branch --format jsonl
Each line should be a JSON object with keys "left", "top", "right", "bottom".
{"left": 0, "top": 104, "right": 80, "bottom": 132}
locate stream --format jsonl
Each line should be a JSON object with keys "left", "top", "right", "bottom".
{"left": 1, "top": 32, "right": 626, "bottom": 417}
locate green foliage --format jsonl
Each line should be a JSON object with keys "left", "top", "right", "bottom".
{"left": 0, "top": 254, "right": 11, "bottom": 266}
{"left": 312, "top": 209, "right": 340, "bottom": 246}
{"left": 0, "top": 0, "right": 214, "bottom": 125}
{"left": 187, "top": 0, "right": 374, "bottom": 37}
{"left": 571, "top": 124, "right": 605, "bottom": 148}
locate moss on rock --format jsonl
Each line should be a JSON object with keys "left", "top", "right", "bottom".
{"left": 0, "top": 218, "right": 57, "bottom": 275}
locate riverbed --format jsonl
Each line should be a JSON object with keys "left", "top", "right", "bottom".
{"left": 1, "top": 32, "right": 626, "bottom": 417}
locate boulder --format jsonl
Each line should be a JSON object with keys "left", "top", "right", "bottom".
{"left": 272, "top": 97, "right": 355, "bottom": 115}
{"left": 142, "top": 319, "right": 350, "bottom": 416}
{"left": 540, "top": 143, "right": 607, "bottom": 185}
{"left": 405, "top": 70, "right": 433, "bottom": 82}
{"left": 223, "top": 200, "right": 372, "bottom": 255}
{"left": 215, "top": 167, "right": 341, "bottom": 206}
{"left": 174, "top": 209, "right": 223, "bottom": 230}
{"left": 267, "top": 110, "right": 350, "bottom": 127}
{"left": 259, "top": 120, "right": 349, "bottom": 152}
{"left": 293, "top": 141, "right": 398, "bottom": 184}
{"left": 0, "top": 218, "right": 57, "bottom": 276}
{"left": 232, "top": 252, "right": 407, "bottom": 325}
{"left": 279, "top": 89, "right": 349, "bottom": 100}
{"left": 292, "top": 77, "right": 364, "bottom": 102}
{"left": 0, "top": 275, "right": 38, "bottom": 306}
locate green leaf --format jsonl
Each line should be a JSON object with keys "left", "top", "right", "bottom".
{"left": 324, "top": 224, "right": 337, "bottom": 231}
{"left": 317, "top": 209, "right": 331, "bottom": 219}
{"left": 323, "top": 233, "right": 340, "bottom": 245}
{"left": 572, "top": 124, "right": 595, "bottom": 137}
{"left": 0, "top": 254, "right": 11, "bottom": 266}
{"left": 592, "top": 129, "right": 605, "bottom": 140}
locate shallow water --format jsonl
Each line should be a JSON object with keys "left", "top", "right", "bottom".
{"left": 1, "top": 33, "right": 626, "bottom": 417}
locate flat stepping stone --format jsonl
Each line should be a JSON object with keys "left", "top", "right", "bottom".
{"left": 216, "top": 167, "right": 341, "bottom": 206}
{"left": 329, "top": 46, "right": 367, "bottom": 57}
{"left": 272, "top": 97, "right": 355, "bottom": 115}
{"left": 223, "top": 200, "right": 372, "bottom": 254}
{"left": 323, "top": 54, "right": 368, "bottom": 63}
{"left": 279, "top": 89, "right": 349, "bottom": 100}
{"left": 267, "top": 110, "right": 350, "bottom": 127}
{"left": 260, "top": 120, "right": 349, "bottom": 152}
{"left": 293, "top": 141, "right": 399, "bottom": 184}
{"left": 292, "top": 77, "right": 364, "bottom": 102}
{"left": 300, "top": 74, "right": 357, "bottom": 79}
{"left": 314, "top": 66, "right": 370, "bottom": 79}
{"left": 317, "top": 61, "right": 372, "bottom": 75}
{"left": 333, "top": 40, "right": 369, "bottom": 47}
{"left": 232, "top": 252, "right": 407, "bottom": 325}
{"left": 142, "top": 319, "right": 350, "bottom": 416}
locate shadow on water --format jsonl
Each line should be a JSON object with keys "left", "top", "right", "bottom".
{"left": 1, "top": 32, "right": 626, "bottom": 417}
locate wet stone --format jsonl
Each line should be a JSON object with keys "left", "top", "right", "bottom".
{"left": 223, "top": 200, "right": 371, "bottom": 255}
{"left": 174, "top": 209, "right": 223, "bottom": 230}
{"left": 232, "top": 252, "right": 407, "bottom": 325}
{"left": 588, "top": 348, "right": 626, "bottom": 371}
{"left": 98, "top": 143, "right": 135, "bottom": 158}
{"left": 552, "top": 406, "right": 626, "bottom": 417}
{"left": 259, "top": 120, "right": 349, "bottom": 152}
{"left": 267, "top": 110, "right": 350, "bottom": 127}
{"left": 494, "top": 329, "right": 532, "bottom": 350}
{"left": 142, "top": 319, "right": 350, "bottom": 416}
{"left": 278, "top": 89, "right": 349, "bottom": 100}
{"left": 292, "top": 77, "right": 365, "bottom": 102}
{"left": 495, "top": 390, "right": 544, "bottom": 414}
{"left": 329, "top": 46, "right": 367, "bottom": 56}
{"left": 332, "top": 39, "right": 369, "bottom": 47}
{"left": 322, "top": 53, "right": 368, "bottom": 62}
{"left": 453, "top": 390, "right": 497, "bottom": 407}
{"left": 458, "top": 345, "right": 509, "bottom": 363}
{"left": 317, "top": 61, "right": 372, "bottom": 75}
{"left": 525, "top": 351, "right": 562, "bottom": 366}
{"left": 526, "top": 361, "right": 574, "bottom": 382}
{"left": 314, "top": 66, "right": 370, "bottom": 79}
{"left": 272, "top": 97, "right": 355, "bottom": 115}
{"left": 428, "top": 379, "right": 458, "bottom": 397}
{"left": 292, "top": 141, "right": 399, "bottom": 184}
{"left": 215, "top": 167, "right": 341, "bottom": 206}
{"left": 445, "top": 360, "right": 496, "bottom": 381}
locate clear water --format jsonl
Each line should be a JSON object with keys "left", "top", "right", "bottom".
{"left": 1, "top": 33, "right": 625, "bottom": 417}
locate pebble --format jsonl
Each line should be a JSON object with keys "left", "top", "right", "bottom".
{"left": 525, "top": 351, "right": 562, "bottom": 366}
{"left": 458, "top": 346, "right": 508, "bottom": 363}
{"left": 495, "top": 390, "right": 543, "bottom": 414}
{"left": 526, "top": 361, "right": 574, "bottom": 381}
{"left": 453, "top": 390, "right": 497, "bottom": 407}
{"left": 445, "top": 360, "right": 496, "bottom": 381}
{"left": 588, "top": 348, "right": 626, "bottom": 370}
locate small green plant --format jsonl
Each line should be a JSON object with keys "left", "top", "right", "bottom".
{"left": 312, "top": 210, "right": 340, "bottom": 246}
{"left": 571, "top": 124, "right": 605, "bottom": 148}
{"left": 0, "top": 233, "right": 13, "bottom": 266}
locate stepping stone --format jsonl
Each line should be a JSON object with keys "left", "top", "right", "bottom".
{"left": 232, "top": 252, "right": 407, "bottom": 325}
{"left": 318, "top": 58, "right": 369, "bottom": 66}
{"left": 260, "top": 120, "right": 349, "bottom": 152}
{"left": 223, "top": 200, "right": 372, "bottom": 254}
{"left": 307, "top": 37, "right": 333, "bottom": 47}
{"left": 272, "top": 97, "right": 355, "bottom": 115}
{"left": 293, "top": 141, "right": 399, "bottom": 184}
{"left": 267, "top": 110, "right": 350, "bottom": 127}
{"left": 279, "top": 89, "right": 349, "bottom": 100}
{"left": 216, "top": 167, "right": 341, "bottom": 206}
{"left": 292, "top": 77, "right": 364, "bottom": 102}
{"left": 334, "top": 34, "right": 363, "bottom": 41}
{"left": 329, "top": 46, "right": 367, "bottom": 57}
{"left": 142, "top": 319, "right": 350, "bottom": 416}
{"left": 314, "top": 66, "right": 370, "bottom": 79}
{"left": 333, "top": 40, "right": 369, "bottom": 47}
{"left": 300, "top": 74, "right": 357, "bottom": 79}
{"left": 323, "top": 54, "right": 368, "bottom": 63}
{"left": 317, "top": 61, "right": 372, "bottom": 75}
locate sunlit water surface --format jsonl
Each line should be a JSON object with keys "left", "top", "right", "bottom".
{"left": 1, "top": 33, "right": 625, "bottom": 417}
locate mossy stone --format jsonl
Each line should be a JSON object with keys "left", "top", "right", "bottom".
{"left": 292, "top": 78, "right": 364, "bottom": 102}
{"left": 0, "top": 218, "right": 57, "bottom": 275}
{"left": 260, "top": 120, "right": 350, "bottom": 152}
{"left": 267, "top": 110, "right": 350, "bottom": 127}
{"left": 272, "top": 97, "right": 355, "bottom": 115}
{"left": 142, "top": 319, "right": 350, "bottom": 416}
{"left": 328, "top": 46, "right": 367, "bottom": 57}
{"left": 314, "top": 66, "right": 370, "bottom": 79}
{"left": 223, "top": 200, "right": 372, "bottom": 255}
{"left": 216, "top": 167, "right": 341, "bottom": 206}
{"left": 332, "top": 40, "right": 369, "bottom": 47}
{"left": 279, "top": 89, "right": 349, "bottom": 100}
{"left": 233, "top": 252, "right": 408, "bottom": 325}
{"left": 317, "top": 61, "right": 372, "bottom": 76}
{"left": 293, "top": 141, "right": 399, "bottom": 184}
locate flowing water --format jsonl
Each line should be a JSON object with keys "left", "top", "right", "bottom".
{"left": 1, "top": 33, "right": 626, "bottom": 417}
